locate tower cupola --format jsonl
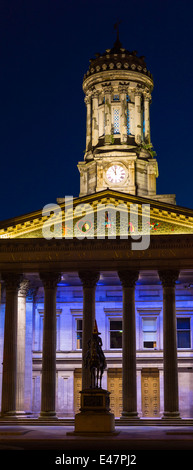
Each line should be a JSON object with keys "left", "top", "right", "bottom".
{"left": 78, "top": 33, "right": 158, "bottom": 198}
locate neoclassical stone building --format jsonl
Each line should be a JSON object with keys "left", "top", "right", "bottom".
{"left": 0, "top": 33, "right": 193, "bottom": 423}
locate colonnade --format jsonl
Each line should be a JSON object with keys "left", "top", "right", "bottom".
{"left": 85, "top": 87, "right": 151, "bottom": 150}
{"left": 0, "top": 269, "right": 180, "bottom": 420}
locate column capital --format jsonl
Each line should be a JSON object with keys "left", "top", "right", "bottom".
{"left": 134, "top": 87, "right": 142, "bottom": 97}
{"left": 84, "top": 95, "right": 91, "bottom": 105}
{"left": 102, "top": 82, "right": 112, "bottom": 94}
{"left": 39, "top": 272, "right": 61, "bottom": 289}
{"left": 91, "top": 89, "right": 99, "bottom": 99}
{"left": 143, "top": 91, "right": 151, "bottom": 101}
{"left": 118, "top": 84, "right": 128, "bottom": 94}
{"left": 18, "top": 279, "right": 30, "bottom": 297}
{"left": 2, "top": 272, "right": 23, "bottom": 292}
{"left": 118, "top": 270, "right": 139, "bottom": 288}
{"left": 158, "top": 270, "right": 179, "bottom": 287}
{"left": 78, "top": 270, "right": 100, "bottom": 288}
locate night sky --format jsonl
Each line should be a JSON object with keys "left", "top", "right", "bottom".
{"left": 0, "top": 0, "right": 193, "bottom": 222}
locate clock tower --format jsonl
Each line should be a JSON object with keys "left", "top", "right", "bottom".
{"left": 78, "top": 32, "right": 174, "bottom": 204}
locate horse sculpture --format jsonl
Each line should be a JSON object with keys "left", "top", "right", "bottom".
{"left": 84, "top": 320, "right": 107, "bottom": 388}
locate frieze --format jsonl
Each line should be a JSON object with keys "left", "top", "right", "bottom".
{"left": 0, "top": 235, "right": 193, "bottom": 254}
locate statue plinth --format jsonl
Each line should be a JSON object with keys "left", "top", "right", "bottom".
{"left": 74, "top": 388, "right": 116, "bottom": 434}
{"left": 80, "top": 388, "right": 110, "bottom": 412}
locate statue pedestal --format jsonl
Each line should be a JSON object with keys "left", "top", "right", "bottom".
{"left": 68, "top": 388, "right": 118, "bottom": 435}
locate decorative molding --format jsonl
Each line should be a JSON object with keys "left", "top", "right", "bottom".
{"left": 1, "top": 236, "right": 193, "bottom": 273}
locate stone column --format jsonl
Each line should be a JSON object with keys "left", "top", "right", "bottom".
{"left": 16, "top": 279, "right": 29, "bottom": 415}
{"left": 119, "top": 85, "right": 127, "bottom": 143}
{"left": 85, "top": 95, "right": 92, "bottom": 151}
{"left": 39, "top": 272, "right": 61, "bottom": 419}
{"left": 158, "top": 270, "right": 180, "bottom": 418}
{"left": 118, "top": 270, "right": 139, "bottom": 417}
{"left": 104, "top": 85, "right": 112, "bottom": 142}
{"left": 134, "top": 90, "right": 142, "bottom": 145}
{"left": 78, "top": 270, "right": 100, "bottom": 390}
{"left": 1, "top": 273, "right": 22, "bottom": 417}
{"left": 25, "top": 286, "right": 38, "bottom": 413}
{"left": 144, "top": 93, "right": 151, "bottom": 144}
{"left": 92, "top": 91, "right": 99, "bottom": 147}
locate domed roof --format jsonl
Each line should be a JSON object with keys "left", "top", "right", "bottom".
{"left": 83, "top": 33, "right": 153, "bottom": 82}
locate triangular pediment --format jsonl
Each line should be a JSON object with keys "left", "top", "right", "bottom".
{"left": 0, "top": 189, "right": 193, "bottom": 239}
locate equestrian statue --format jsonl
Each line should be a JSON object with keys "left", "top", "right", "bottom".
{"left": 84, "top": 320, "right": 107, "bottom": 388}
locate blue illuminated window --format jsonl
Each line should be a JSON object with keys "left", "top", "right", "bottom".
{"left": 113, "top": 94, "right": 119, "bottom": 101}
{"left": 113, "top": 108, "right": 120, "bottom": 134}
{"left": 143, "top": 109, "right": 145, "bottom": 138}
{"left": 177, "top": 318, "right": 191, "bottom": 348}
{"left": 127, "top": 108, "right": 130, "bottom": 135}
{"left": 126, "top": 95, "right": 130, "bottom": 135}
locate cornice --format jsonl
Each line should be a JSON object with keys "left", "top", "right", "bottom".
{"left": 83, "top": 70, "right": 153, "bottom": 94}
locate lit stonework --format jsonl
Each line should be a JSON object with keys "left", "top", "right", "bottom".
{"left": 78, "top": 34, "right": 173, "bottom": 203}
{"left": 0, "top": 34, "right": 193, "bottom": 425}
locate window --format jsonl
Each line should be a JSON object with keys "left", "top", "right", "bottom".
{"left": 177, "top": 318, "right": 191, "bottom": 348}
{"left": 76, "top": 319, "right": 83, "bottom": 349}
{"left": 143, "top": 107, "right": 145, "bottom": 139}
{"left": 113, "top": 108, "right": 120, "bottom": 134}
{"left": 113, "top": 94, "right": 119, "bottom": 101}
{"left": 110, "top": 320, "right": 122, "bottom": 348}
{"left": 127, "top": 107, "right": 130, "bottom": 135}
{"left": 142, "top": 318, "right": 157, "bottom": 349}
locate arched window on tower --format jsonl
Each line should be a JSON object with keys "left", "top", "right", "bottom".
{"left": 98, "top": 95, "right": 105, "bottom": 137}
{"left": 113, "top": 108, "right": 120, "bottom": 134}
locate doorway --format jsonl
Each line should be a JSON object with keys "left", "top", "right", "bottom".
{"left": 141, "top": 368, "right": 160, "bottom": 417}
{"left": 107, "top": 368, "right": 122, "bottom": 417}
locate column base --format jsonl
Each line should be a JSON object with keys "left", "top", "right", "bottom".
{"left": 162, "top": 411, "right": 181, "bottom": 419}
{"left": 38, "top": 411, "right": 58, "bottom": 420}
{"left": 122, "top": 411, "right": 139, "bottom": 418}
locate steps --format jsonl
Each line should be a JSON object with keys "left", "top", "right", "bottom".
{"left": 116, "top": 417, "right": 193, "bottom": 426}
{"left": 0, "top": 416, "right": 193, "bottom": 426}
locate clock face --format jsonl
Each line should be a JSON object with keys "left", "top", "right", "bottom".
{"left": 106, "top": 165, "right": 126, "bottom": 184}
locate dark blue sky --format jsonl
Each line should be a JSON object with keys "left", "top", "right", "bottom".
{"left": 0, "top": 0, "right": 193, "bottom": 221}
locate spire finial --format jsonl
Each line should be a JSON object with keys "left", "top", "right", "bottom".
{"left": 113, "top": 20, "right": 122, "bottom": 49}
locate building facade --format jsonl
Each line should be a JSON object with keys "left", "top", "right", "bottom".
{"left": 0, "top": 34, "right": 193, "bottom": 422}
